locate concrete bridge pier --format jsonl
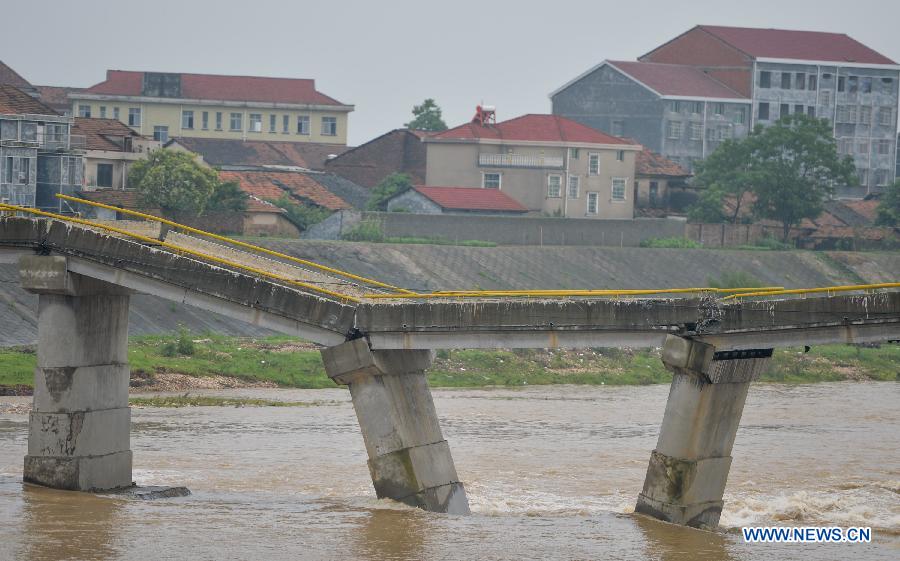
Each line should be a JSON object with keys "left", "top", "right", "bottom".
{"left": 19, "top": 256, "right": 133, "bottom": 491}
{"left": 635, "top": 335, "right": 771, "bottom": 529}
{"left": 321, "top": 339, "right": 470, "bottom": 514}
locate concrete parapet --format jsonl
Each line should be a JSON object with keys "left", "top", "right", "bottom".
{"left": 636, "top": 336, "right": 771, "bottom": 529}
{"left": 21, "top": 256, "right": 133, "bottom": 491}
{"left": 321, "top": 339, "right": 469, "bottom": 514}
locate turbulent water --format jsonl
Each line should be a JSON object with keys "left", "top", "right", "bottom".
{"left": 0, "top": 382, "right": 897, "bottom": 560}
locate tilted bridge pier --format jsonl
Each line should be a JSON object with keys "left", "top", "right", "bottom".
{"left": 1, "top": 209, "right": 898, "bottom": 529}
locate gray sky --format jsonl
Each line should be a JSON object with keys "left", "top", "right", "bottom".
{"left": 4, "top": 0, "right": 899, "bottom": 145}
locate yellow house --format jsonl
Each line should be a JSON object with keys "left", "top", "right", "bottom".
{"left": 69, "top": 71, "right": 353, "bottom": 145}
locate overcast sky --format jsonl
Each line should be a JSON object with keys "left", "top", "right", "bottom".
{"left": 4, "top": 0, "right": 899, "bottom": 145}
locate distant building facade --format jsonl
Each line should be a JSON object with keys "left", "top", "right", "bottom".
{"left": 324, "top": 128, "right": 428, "bottom": 188}
{"left": 424, "top": 109, "right": 641, "bottom": 219}
{"left": 0, "top": 85, "right": 82, "bottom": 212}
{"left": 70, "top": 71, "right": 353, "bottom": 146}
{"left": 552, "top": 25, "right": 900, "bottom": 198}
{"left": 73, "top": 118, "right": 159, "bottom": 190}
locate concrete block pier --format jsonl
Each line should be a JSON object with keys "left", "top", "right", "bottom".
{"left": 20, "top": 255, "right": 133, "bottom": 491}
{"left": 321, "top": 339, "right": 470, "bottom": 514}
{"left": 635, "top": 335, "right": 772, "bottom": 529}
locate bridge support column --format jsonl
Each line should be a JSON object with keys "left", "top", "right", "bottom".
{"left": 19, "top": 256, "right": 133, "bottom": 491}
{"left": 635, "top": 335, "right": 771, "bottom": 529}
{"left": 321, "top": 339, "right": 469, "bottom": 514}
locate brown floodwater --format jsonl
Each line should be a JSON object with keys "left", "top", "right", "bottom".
{"left": 0, "top": 381, "right": 898, "bottom": 560}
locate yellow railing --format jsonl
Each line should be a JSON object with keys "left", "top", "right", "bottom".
{"left": 722, "top": 282, "right": 900, "bottom": 300}
{"left": 364, "top": 287, "right": 787, "bottom": 299}
{"left": 55, "top": 194, "right": 414, "bottom": 295}
{"left": 0, "top": 202, "right": 362, "bottom": 303}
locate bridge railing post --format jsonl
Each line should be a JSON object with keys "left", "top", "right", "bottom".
{"left": 635, "top": 335, "right": 772, "bottom": 529}
{"left": 19, "top": 255, "right": 133, "bottom": 491}
{"left": 321, "top": 338, "right": 470, "bottom": 514}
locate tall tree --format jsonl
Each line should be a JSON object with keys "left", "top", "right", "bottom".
{"left": 405, "top": 99, "right": 448, "bottom": 131}
{"left": 129, "top": 150, "right": 219, "bottom": 215}
{"left": 875, "top": 179, "right": 900, "bottom": 226}
{"left": 750, "top": 114, "right": 855, "bottom": 241}
{"left": 691, "top": 138, "right": 757, "bottom": 223}
{"left": 366, "top": 173, "right": 412, "bottom": 211}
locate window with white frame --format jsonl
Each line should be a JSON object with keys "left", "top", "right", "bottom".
{"left": 548, "top": 175, "right": 562, "bottom": 198}
{"left": 215, "top": 112, "right": 223, "bottom": 130}
{"left": 616, "top": 150, "right": 625, "bottom": 161}
{"left": 588, "top": 153, "right": 599, "bottom": 175}
{"left": 182, "top": 110, "right": 194, "bottom": 129}
{"left": 113, "top": 107, "right": 120, "bottom": 120}
{"left": 611, "top": 178, "right": 627, "bottom": 202}
{"left": 229, "top": 113, "right": 242, "bottom": 131}
{"left": 99, "top": 106, "right": 107, "bottom": 118}
{"left": 857, "top": 140, "right": 869, "bottom": 155}
{"left": 860, "top": 106, "right": 872, "bottom": 124}
{"left": 153, "top": 126, "right": 168, "bottom": 143}
{"left": 820, "top": 90, "right": 832, "bottom": 106}
{"left": 878, "top": 107, "right": 894, "bottom": 126}
{"left": 876, "top": 139, "right": 892, "bottom": 155}
{"left": 201, "top": 111, "right": 209, "bottom": 130}
{"left": 667, "top": 121, "right": 682, "bottom": 139}
{"left": 689, "top": 122, "right": 702, "bottom": 141}
{"left": 128, "top": 108, "right": 141, "bottom": 126}
{"left": 586, "top": 192, "right": 599, "bottom": 214}
{"left": 283, "top": 115, "right": 290, "bottom": 133}
{"left": 249, "top": 113, "right": 262, "bottom": 132}
{"left": 567, "top": 176, "right": 579, "bottom": 199}
{"left": 875, "top": 169, "right": 889, "bottom": 186}
{"left": 78, "top": 105, "right": 91, "bottom": 118}
{"left": 713, "top": 103, "right": 725, "bottom": 116}
{"left": 569, "top": 147, "right": 579, "bottom": 159}
{"left": 734, "top": 108, "right": 746, "bottom": 124}
{"left": 269, "top": 114, "right": 277, "bottom": 133}
{"left": 482, "top": 172, "right": 501, "bottom": 189}
{"left": 321, "top": 116, "right": 337, "bottom": 136}
{"left": 690, "top": 101, "right": 702, "bottom": 114}
{"left": 297, "top": 115, "right": 310, "bottom": 135}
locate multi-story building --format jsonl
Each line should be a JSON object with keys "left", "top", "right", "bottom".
{"left": 70, "top": 71, "right": 353, "bottom": 146}
{"left": 0, "top": 85, "right": 83, "bottom": 212}
{"left": 73, "top": 118, "right": 159, "bottom": 190}
{"left": 552, "top": 25, "right": 900, "bottom": 198}
{"left": 424, "top": 109, "right": 641, "bottom": 219}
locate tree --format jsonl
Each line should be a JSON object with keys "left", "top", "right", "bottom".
{"left": 405, "top": 99, "right": 448, "bottom": 131}
{"left": 690, "top": 138, "right": 757, "bottom": 223}
{"left": 366, "top": 173, "right": 412, "bottom": 211}
{"left": 750, "top": 114, "right": 855, "bottom": 241}
{"left": 206, "top": 180, "right": 248, "bottom": 212}
{"left": 876, "top": 180, "right": 900, "bottom": 226}
{"left": 129, "top": 150, "right": 219, "bottom": 215}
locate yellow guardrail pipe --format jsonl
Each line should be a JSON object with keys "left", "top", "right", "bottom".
{"left": 722, "top": 282, "right": 900, "bottom": 300}
{"left": 55, "top": 194, "right": 414, "bottom": 295}
{"left": 365, "top": 286, "right": 787, "bottom": 299}
{"left": 0, "top": 203, "right": 361, "bottom": 303}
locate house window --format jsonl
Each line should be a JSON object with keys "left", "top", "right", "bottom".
{"left": 713, "top": 103, "right": 725, "bottom": 116}
{"left": 781, "top": 72, "right": 791, "bottom": 89}
{"left": 568, "top": 175, "right": 579, "bottom": 198}
{"left": 283, "top": 115, "right": 290, "bottom": 133}
{"left": 99, "top": 106, "right": 107, "bottom": 118}
{"left": 848, "top": 76, "right": 858, "bottom": 93}
{"left": 128, "top": 108, "right": 141, "bottom": 126}
{"left": 779, "top": 104, "right": 790, "bottom": 119}
{"left": 875, "top": 169, "right": 890, "bottom": 186}
{"left": 759, "top": 71, "right": 771, "bottom": 88}
{"left": 321, "top": 116, "right": 337, "bottom": 136}
{"left": 297, "top": 115, "right": 310, "bottom": 135}
{"left": 858, "top": 168, "right": 868, "bottom": 185}
{"left": 611, "top": 120, "right": 624, "bottom": 136}
{"left": 113, "top": 107, "right": 120, "bottom": 120}
{"left": 857, "top": 140, "right": 869, "bottom": 155}
{"left": 96, "top": 163, "right": 113, "bottom": 188}
{"left": 734, "top": 108, "right": 746, "bottom": 124}
{"left": 861, "top": 77, "right": 872, "bottom": 93}
{"left": 689, "top": 122, "right": 702, "bottom": 140}
{"left": 795, "top": 73, "right": 806, "bottom": 90}
{"left": 153, "top": 126, "right": 168, "bottom": 143}
{"left": 673, "top": 101, "right": 683, "bottom": 113}
{"left": 587, "top": 192, "right": 599, "bottom": 214}
{"left": 876, "top": 139, "right": 892, "bottom": 155}
{"left": 611, "top": 178, "right": 627, "bottom": 202}
{"left": 4, "top": 157, "right": 11, "bottom": 183}
{"left": 215, "top": 112, "right": 223, "bottom": 130}
{"left": 249, "top": 113, "right": 262, "bottom": 132}
{"left": 838, "top": 76, "right": 846, "bottom": 92}
{"left": 615, "top": 150, "right": 624, "bottom": 161}
{"left": 860, "top": 106, "right": 872, "bottom": 124}
{"left": 690, "top": 101, "right": 702, "bottom": 114}
{"left": 182, "top": 110, "right": 194, "bottom": 130}
{"left": 78, "top": 105, "right": 91, "bottom": 118}
{"left": 548, "top": 175, "right": 562, "bottom": 198}
{"left": 847, "top": 106, "right": 858, "bottom": 123}
{"left": 269, "top": 114, "right": 277, "bottom": 133}
{"left": 821, "top": 90, "right": 832, "bottom": 106}
{"left": 569, "top": 147, "right": 579, "bottom": 159}
{"left": 202, "top": 111, "right": 209, "bottom": 130}
{"left": 794, "top": 104, "right": 804, "bottom": 115}
{"left": 878, "top": 107, "right": 894, "bottom": 126}
{"left": 229, "top": 112, "right": 242, "bottom": 131}
{"left": 808, "top": 75, "right": 817, "bottom": 90}
{"left": 666, "top": 121, "right": 682, "bottom": 139}
{"left": 588, "top": 153, "right": 600, "bottom": 175}
{"left": 807, "top": 106, "right": 816, "bottom": 117}
{"left": 483, "top": 172, "right": 501, "bottom": 189}
{"left": 758, "top": 103, "right": 770, "bottom": 121}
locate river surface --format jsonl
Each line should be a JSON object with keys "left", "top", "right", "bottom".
{"left": 0, "top": 381, "right": 898, "bottom": 560}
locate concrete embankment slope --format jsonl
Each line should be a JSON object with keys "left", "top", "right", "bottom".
{"left": 1, "top": 241, "right": 898, "bottom": 346}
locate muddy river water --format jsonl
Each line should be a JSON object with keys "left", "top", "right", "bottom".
{"left": 0, "top": 381, "right": 897, "bottom": 560}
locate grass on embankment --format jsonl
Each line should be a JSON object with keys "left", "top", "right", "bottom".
{"left": 1, "top": 334, "right": 898, "bottom": 390}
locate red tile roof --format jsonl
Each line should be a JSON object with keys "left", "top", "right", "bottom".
{"left": 83, "top": 70, "right": 348, "bottom": 106}
{"left": 635, "top": 146, "right": 691, "bottom": 177}
{"left": 245, "top": 195, "right": 284, "bottom": 213}
{"left": 219, "top": 170, "right": 351, "bottom": 211}
{"left": 608, "top": 60, "right": 746, "bottom": 99}
{"left": 73, "top": 117, "right": 142, "bottom": 151}
{"left": 699, "top": 25, "right": 896, "bottom": 65}
{"left": 0, "top": 61, "right": 32, "bottom": 89}
{"left": 411, "top": 186, "right": 528, "bottom": 213}
{"left": 431, "top": 114, "right": 633, "bottom": 145}
{"left": 0, "top": 84, "right": 58, "bottom": 115}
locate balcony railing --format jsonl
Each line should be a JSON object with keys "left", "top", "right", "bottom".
{"left": 35, "top": 133, "right": 85, "bottom": 151}
{"left": 478, "top": 153, "right": 565, "bottom": 169}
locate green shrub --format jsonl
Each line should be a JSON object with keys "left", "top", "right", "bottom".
{"left": 267, "top": 195, "right": 331, "bottom": 231}
{"left": 176, "top": 327, "right": 195, "bottom": 356}
{"left": 341, "top": 218, "right": 385, "bottom": 242}
{"left": 639, "top": 237, "right": 702, "bottom": 248}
